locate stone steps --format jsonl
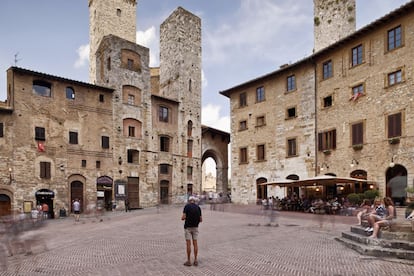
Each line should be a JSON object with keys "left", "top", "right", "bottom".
{"left": 336, "top": 213, "right": 414, "bottom": 261}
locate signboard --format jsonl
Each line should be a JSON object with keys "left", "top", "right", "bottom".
{"left": 114, "top": 180, "right": 127, "bottom": 199}
{"left": 97, "top": 191, "right": 104, "bottom": 197}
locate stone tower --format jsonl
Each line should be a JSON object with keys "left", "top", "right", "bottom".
{"left": 88, "top": 0, "right": 137, "bottom": 83}
{"left": 159, "top": 7, "right": 203, "bottom": 192}
{"left": 313, "top": 0, "right": 356, "bottom": 52}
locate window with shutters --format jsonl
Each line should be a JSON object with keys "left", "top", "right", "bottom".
{"left": 287, "top": 138, "right": 297, "bottom": 157}
{"left": 239, "top": 92, "right": 247, "bottom": 107}
{"left": 318, "top": 129, "right": 336, "bottom": 151}
{"left": 239, "top": 147, "right": 248, "bottom": 164}
{"left": 257, "top": 144, "right": 265, "bottom": 161}
{"left": 40, "top": 162, "right": 51, "bottom": 179}
{"left": 387, "top": 112, "right": 402, "bottom": 139}
{"left": 351, "top": 122, "right": 364, "bottom": 146}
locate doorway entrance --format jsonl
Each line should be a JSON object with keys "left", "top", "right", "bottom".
{"left": 386, "top": 164, "right": 407, "bottom": 206}
{"left": 35, "top": 189, "right": 55, "bottom": 219}
{"left": 70, "top": 181, "right": 84, "bottom": 212}
{"left": 160, "top": 180, "right": 169, "bottom": 204}
{"left": 0, "top": 194, "right": 11, "bottom": 217}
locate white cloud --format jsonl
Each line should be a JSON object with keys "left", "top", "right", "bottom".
{"left": 136, "top": 26, "right": 159, "bottom": 67}
{"left": 74, "top": 44, "right": 90, "bottom": 68}
{"left": 202, "top": 104, "right": 230, "bottom": 132}
{"left": 204, "top": 0, "right": 312, "bottom": 67}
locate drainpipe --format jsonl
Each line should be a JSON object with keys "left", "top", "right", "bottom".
{"left": 313, "top": 59, "right": 318, "bottom": 177}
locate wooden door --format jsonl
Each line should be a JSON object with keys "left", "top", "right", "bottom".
{"left": 127, "top": 177, "right": 140, "bottom": 209}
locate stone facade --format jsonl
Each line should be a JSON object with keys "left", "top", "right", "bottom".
{"left": 0, "top": 2, "right": 207, "bottom": 216}
{"left": 88, "top": 0, "right": 137, "bottom": 84}
{"left": 222, "top": 1, "right": 414, "bottom": 204}
{"left": 314, "top": 0, "right": 356, "bottom": 52}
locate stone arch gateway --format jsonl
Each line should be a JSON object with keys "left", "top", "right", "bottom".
{"left": 201, "top": 126, "right": 230, "bottom": 195}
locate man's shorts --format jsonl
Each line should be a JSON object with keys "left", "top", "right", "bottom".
{"left": 184, "top": 227, "right": 199, "bottom": 240}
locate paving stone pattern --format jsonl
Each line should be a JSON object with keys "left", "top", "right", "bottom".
{"left": 1, "top": 205, "right": 413, "bottom": 275}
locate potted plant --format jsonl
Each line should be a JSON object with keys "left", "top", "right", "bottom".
{"left": 388, "top": 137, "right": 400, "bottom": 145}
{"left": 405, "top": 186, "right": 414, "bottom": 203}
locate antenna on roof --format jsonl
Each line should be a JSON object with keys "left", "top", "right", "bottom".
{"left": 14, "top": 52, "right": 22, "bottom": 66}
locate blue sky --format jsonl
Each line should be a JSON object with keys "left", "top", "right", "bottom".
{"left": 0, "top": 0, "right": 410, "bottom": 133}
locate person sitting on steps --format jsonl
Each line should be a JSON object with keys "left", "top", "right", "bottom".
{"left": 368, "top": 197, "right": 396, "bottom": 239}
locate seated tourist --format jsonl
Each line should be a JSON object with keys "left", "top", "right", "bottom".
{"left": 364, "top": 198, "right": 385, "bottom": 232}
{"left": 356, "top": 199, "right": 371, "bottom": 226}
{"left": 368, "top": 197, "right": 396, "bottom": 239}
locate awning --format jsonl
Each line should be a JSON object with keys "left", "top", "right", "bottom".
{"left": 260, "top": 175, "right": 375, "bottom": 187}
{"left": 258, "top": 179, "right": 296, "bottom": 186}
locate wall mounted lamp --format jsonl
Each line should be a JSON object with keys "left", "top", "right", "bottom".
{"left": 350, "top": 159, "right": 359, "bottom": 168}
{"left": 320, "top": 162, "right": 329, "bottom": 171}
{"left": 389, "top": 155, "right": 397, "bottom": 168}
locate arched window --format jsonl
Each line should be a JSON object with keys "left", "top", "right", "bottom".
{"left": 187, "top": 120, "right": 193, "bottom": 136}
{"left": 66, "top": 87, "right": 75, "bottom": 100}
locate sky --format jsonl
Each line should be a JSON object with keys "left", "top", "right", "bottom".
{"left": 0, "top": 0, "right": 411, "bottom": 175}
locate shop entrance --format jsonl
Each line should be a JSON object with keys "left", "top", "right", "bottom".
{"left": 70, "top": 181, "right": 84, "bottom": 212}
{"left": 0, "top": 194, "right": 11, "bottom": 217}
{"left": 35, "top": 189, "right": 55, "bottom": 219}
{"left": 97, "top": 176, "right": 113, "bottom": 211}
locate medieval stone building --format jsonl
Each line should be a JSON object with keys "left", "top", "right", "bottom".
{"left": 0, "top": 1, "right": 232, "bottom": 217}
{"left": 222, "top": 1, "right": 414, "bottom": 205}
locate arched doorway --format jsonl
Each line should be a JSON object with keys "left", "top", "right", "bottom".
{"left": 286, "top": 174, "right": 300, "bottom": 198}
{"left": 256, "top": 177, "right": 267, "bottom": 202}
{"left": 350, "top": 170, "right": 368, "bottom": 194}
{"left": 35, "top": 189, "right": 55, "bottom": 219}
{"left": 70, "top": 181, "right": 84, "bottom": 212}
{"left": 386, "top": 164, "right": 407, "bottom": 206}
{"left": 201, "top": 126, "right": 230, "bottom": 196}
{"left": 97, "top": 176, "right": 113, "bottom": 211}
{"left": 0, "top": 194, "right": 11, "bottom": 217}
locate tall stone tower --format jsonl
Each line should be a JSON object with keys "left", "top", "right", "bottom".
{"left": 313, "top": 0, "right": 356, "bottom": 52}
{"left": 159, "top": 7, "right": 203, "bottom": 192}
{"left": 88, "top": 0, "right": 137, "bottom": 83}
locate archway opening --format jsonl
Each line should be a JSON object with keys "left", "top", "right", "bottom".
{"left": 0, "top": 194, "right": 11, "bottom": 217}
{"left": 386, "top": 164, "right": 407, "bottom": 206}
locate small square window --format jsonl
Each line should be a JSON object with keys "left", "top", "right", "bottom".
{"left": 96, "top": 160, "right": 101, "bottom": 169}
{"left": 323, "top": 96, "right": 333, "bottom": 108}
{"left": 81, "top": 160, "right": 87, "bottom": 168}
{"left": 256, "top": 116, "right": 265, "bottom": 127}
{"left": 239, "top": 120, "right": 247, "bottom": 131}
{"left": 99, "top": 94, "right": 104, "bottom": 102}
{"left": 388, "top": 70, "right": 402, "bottom": 86}
{"left": 287, "top": 107, "right": 296, "bottom": 119}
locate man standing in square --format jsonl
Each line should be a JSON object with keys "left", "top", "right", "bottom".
{"left": 181, "top": 196, "right": 202, "bottom": 266}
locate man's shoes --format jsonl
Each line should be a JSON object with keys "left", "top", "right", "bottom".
{"left": 193, "top": 260, "right": 198, "bottom": 266}
{"left": 183, "top": 261, "right": 192, "bottom": 266}
{"left": 365, "top": 227, "right": 373, "bottom": 232}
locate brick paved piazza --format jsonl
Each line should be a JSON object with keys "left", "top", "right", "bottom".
{"left": 2, "top": 205, "right": 413, "bottom": 275}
